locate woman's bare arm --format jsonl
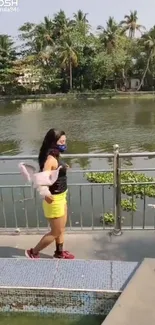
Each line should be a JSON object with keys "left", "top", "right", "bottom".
{"left": 43, "top": 156, "right": 58, "bottom": 203}
{"left": 43, "top": 155, "right": 58, "bottom": 171}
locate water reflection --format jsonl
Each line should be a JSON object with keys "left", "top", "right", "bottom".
{"left": 135, "top": 110, "right": 153, "bottom": 126}
{"left": 0, "top": 99, "right": 155, "bottom": 167}
{"left": 0, "top": 100, "right": 23, "bottom": 116}
{"left": 0, "top": 140, "right": 20, "bottom": 155}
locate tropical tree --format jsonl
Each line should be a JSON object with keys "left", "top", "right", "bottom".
{"left": 73, "top": 10, "right": 90, "bottom": 36}
{"left": 60, "top": 35, "right": 78, "bottom": 90}
{"left": 73, "top": 10, "right": 88, "bottom": 23}
{"left": 0, "top": 34, "right": 17, "bottom": 89}
{"left": 2, "top": 8, "right": 155, "bottom": 93}
{"left": 34, "top": 17, "right": 54, "bottom": 55}
{"left": 52, "top": 10, "right": 70, "bottom": 40}
{"left": 137, "top": 27, "right": 155, "bottom": 90}
{"left": 120, "top": 10, "right": 145, "bottom": 38}
{"left": 98, "top": 17, "right": 120, "bottom": 51}
{"left": 18, "top": 22, "right": 36, "bottom": 55}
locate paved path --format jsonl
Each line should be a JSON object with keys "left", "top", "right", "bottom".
{"left": 0, "top": 231, "right": 155, "bottom": 261}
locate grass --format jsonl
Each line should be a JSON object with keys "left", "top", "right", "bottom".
{"left": 0, "top": 313, "right": 104, "bottom": 325}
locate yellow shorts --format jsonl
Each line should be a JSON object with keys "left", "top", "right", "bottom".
{"left": 43, "top": 190, "right": 67, "bottom": 219}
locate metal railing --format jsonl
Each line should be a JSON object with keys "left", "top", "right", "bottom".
{"left": 0, "top": 146, "right": 155, "bottom": 234}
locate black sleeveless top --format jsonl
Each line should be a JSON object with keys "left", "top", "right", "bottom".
{"left": 49, "top": 158, "right": 67, "bottom": 195}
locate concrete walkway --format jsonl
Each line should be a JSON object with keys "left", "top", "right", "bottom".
{"left": 0, "top": 231, "right": 155, "bottom": 261}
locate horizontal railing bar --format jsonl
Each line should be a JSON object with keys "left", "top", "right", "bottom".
{"left": 0, "top": 169, "right": 113, "bottom": 176}
{"left": 119, "top": 168, "right": 155, "bottom": 172}
{"left": 0, "top": 168, "right": 155, "bottom": 176}
{"left": 1, "top": 168, "right": 155, "bottom": 176}
{"left": 0, "top": 183, "right": 114, "bottom": 188}
{"left": 0, "top": 227, "right": 113, "bottom": 234}
{"left": 68, "top": 183, "right": 113, "bottom": 186}
{"left": 70, "top": 169, "right": 113, "bottom": 173}
{"left": 1, "top": 152, "right": 155, "bottom": 161}
{"left": 1, "top": 181, "right": 155, "bottom": 188}
{"left": 121, "top": 181, "right": 155, "bottom": 185}
{"left": 0, "top": 155, "right": 37, "bottom": 160}
{"left": 0, "top": 172, "right": 20, "bottom": 175}
{"left": 0, "top": 153, "right": 114, "bottom": 160}
{"left": 0, "top": 226, "right": 154, "bottom": 234}
{"left": 120, "top": 152, "right": 155, "bottom": 158}
{"left": 0, "top": 181, "right": 155, "bottom": 188}
{"left": 1, "top": 168, "right": 155, "bottom": 175}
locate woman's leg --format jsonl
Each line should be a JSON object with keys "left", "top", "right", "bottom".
{"left": 55, "top": 204, "right": 67, "bottom": 246}
{"left": 25, "top": 217, "right": 65, "bottom": 258}
{"left": 54, "top": 205, "right": 74, "bottom": 259}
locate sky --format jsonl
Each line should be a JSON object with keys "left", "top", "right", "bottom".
{"left": 0, "top": 0, "right": 155, "bottom": 39}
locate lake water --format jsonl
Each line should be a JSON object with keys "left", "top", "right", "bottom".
{"left": 1, "top": 98, "right": 155, "bottom": 156}
{"left": 1, "top": 98, "right": 155, "bottom": 228}
{"left": 0, "top": 313, "right": 104, "bottom": 325}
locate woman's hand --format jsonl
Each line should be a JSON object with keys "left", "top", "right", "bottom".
{"left": 65, "top": 164, "right": 70, "bottom": 169}
{"left": 45, "top": 196, "right": 54, "bottom": 204}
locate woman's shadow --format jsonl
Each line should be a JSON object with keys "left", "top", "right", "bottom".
{"left": 0, "top": 246, "right": 51, "bottom": 258}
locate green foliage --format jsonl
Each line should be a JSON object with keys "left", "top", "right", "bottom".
{"left": 1, "top": 9, "right": 155, "bottom": 94}
{"left": 101, "top": 212, "right": 125, "bottom": 225}
{"left": 121, "top": 198, "right": 137, "bottom": 211}
{"left": 103, "top": 212, "right": 115, "bottom": 225}
{"left": 86, "top": 171, "right": 155, "bottom": 198}
{"left": 86, "top": 171, "right": 155, "bottom": 225}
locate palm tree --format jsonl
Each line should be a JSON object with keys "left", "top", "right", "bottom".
{"left": 18, "top": 22, "right": 36, "bottom": 55}
{"left": 0, "top": 34, "right": 15, "bottom": 57}
{"left": 52, "top": 10, "right": 70, "bottom": 40}
{"left": 137, "top": 27, "right": 155, "bottom": 90}
{"left": 34, "top": 17, "right": 55, "bottom": 65}
{"left": 73, "top": 10, "right": 89, "bottom": 36}
{"left": 97, "top": 17, "right": 119, "bottom": 51}
{"left": 36, "top": 16, "right": 53, "bottom": 46}
{"left": 60, "top": 38, "right": 78, "bottom": 89}
{"left": 120, "top": 10, "right": 145, "bottom": 38}
{"left": 0, "top": 35, "right": 16, "bottom": 88}
{"left": 19, "top": 17, "right": 54, "bottom": 67}
{"left": 73, "top": 10, "right": 88, "bottom": 23}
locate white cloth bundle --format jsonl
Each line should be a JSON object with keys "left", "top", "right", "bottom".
{"left": 148, "top": 204, "right": 155, "bottom": 208}
{"left": 18, "top": 162, "right": 61, "bottom": 198}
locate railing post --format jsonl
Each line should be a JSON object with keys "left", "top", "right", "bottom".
{"left": 113, "top": 144, "right": 122, "bottom": 235}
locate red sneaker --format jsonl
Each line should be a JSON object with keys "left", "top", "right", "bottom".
{"left": 54, "top": 250, "right": 75, "bottom": 259}
{"left": 25, "top": 249, "right": 40, "bottom": 259}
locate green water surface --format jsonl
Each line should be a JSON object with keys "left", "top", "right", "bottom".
{"left": 0, "top": 314, "right": 105, "bottom": 325}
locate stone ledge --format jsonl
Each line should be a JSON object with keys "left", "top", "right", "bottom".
{"left": 103, "top": 258, "right": 155, "bottom": 324}
{"left": 0, "top": 258, "right": 138, "bottom": 315}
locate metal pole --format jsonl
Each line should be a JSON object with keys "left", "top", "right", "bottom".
{"left": 113, "top": 144, "right": 122, "bottom": 235}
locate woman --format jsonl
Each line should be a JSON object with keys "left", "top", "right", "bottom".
{"left": 25, "top": 128, "right": 74, "bottom": 259}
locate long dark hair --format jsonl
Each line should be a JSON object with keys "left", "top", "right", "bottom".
{"left": 38, "top": 128, "right": 65, "bottom": 171}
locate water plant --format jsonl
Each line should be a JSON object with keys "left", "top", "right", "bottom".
{"left": 86, "top": 171, "right": 155, "bottom": 198}
{"left": 86, "top": 171, "right": 155, "bottom": 225}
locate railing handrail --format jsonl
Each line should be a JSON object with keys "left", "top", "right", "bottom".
{"left": 0, "top": 150, "right": 155, "bottom": 160}
{"left": 120, "top": 152, "right": 155, "bottom": 158}
{"left": 0, "top": 153, "right": 114, "bottom": 160}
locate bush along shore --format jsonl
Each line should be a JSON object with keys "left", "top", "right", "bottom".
{"left": 1, "top": 91, "right": 155, "bottom": 103}
{"left": 86, "top": 171, "right": 155, "bottom": 225}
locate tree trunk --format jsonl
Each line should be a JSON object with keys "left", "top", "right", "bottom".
{"left": 137, "top": 51, "right": 152, "bottom": 91}
{"left": 69, "top": 60, "right": 72, "bottom": 90}
{"left": 122, "top": 68, "right": 127, "bottom": 91}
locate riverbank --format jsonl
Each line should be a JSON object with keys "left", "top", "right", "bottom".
{"left": 1, "top": 91, "right": 155, "bottom": 103}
